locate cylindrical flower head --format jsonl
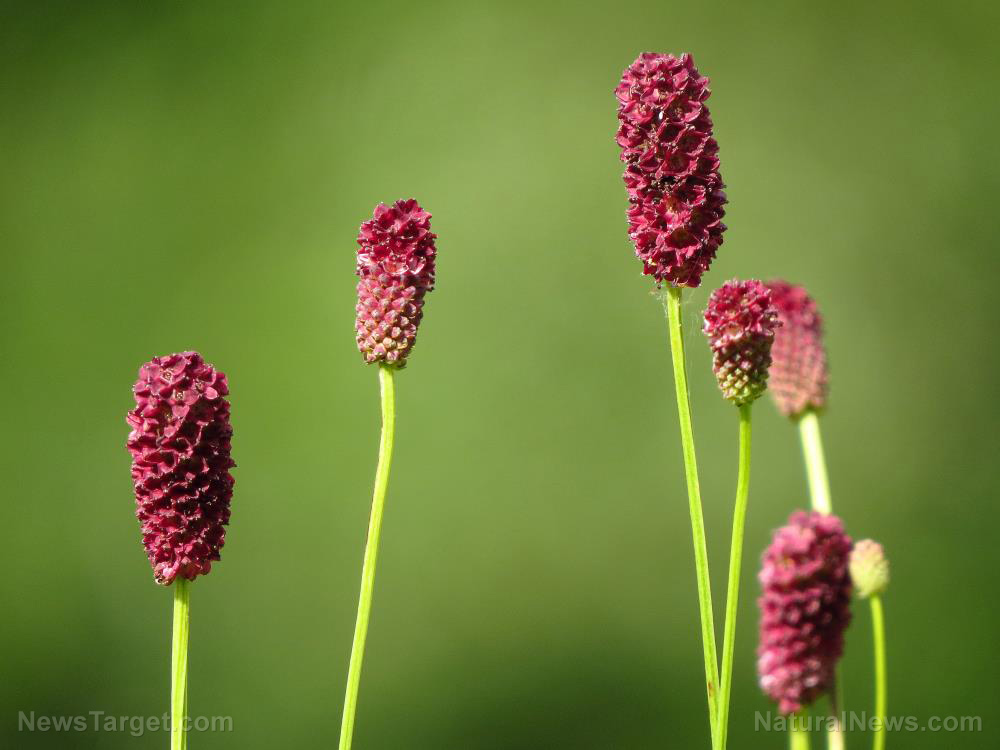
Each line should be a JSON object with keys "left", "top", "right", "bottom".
{"left": 757, "top": 510, "right": 853, "bottom": 715}
{"left": 703, "top": 279, "right": 780, "bottom": 406}
{"left": 615, "top": 52, "right": 727, "bottom": 287}
{"left": 765, "top": 281, "right": 829, "bottom": 418}
{"left": 850, "top": 539, "right": 890, "bottom": 599}
{"left": 355, "top": 199, "right": 437, "bottom": 368}
{"left": 126, "top": 352, "right": 235, "bottom": 585}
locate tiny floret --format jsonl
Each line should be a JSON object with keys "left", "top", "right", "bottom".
{"left": 757, "top": 510, "right": 852, "bottom": 715}
{"left": 126, "top": 352, "right": 235, "bottom": 585}
{"left": 849, "top": 539, "right": 890, "bottom": 599}
{"left": 703, "top": 279, "right": 780, "bottom": 405}
{"left": 615, "top": 52, "right": 727, "bottom": 287}
{"left": 765, "top": 281, "right": 829, "bottom": 418}
{"left": 355, "top": 199, "right": 437, "bottom": 368}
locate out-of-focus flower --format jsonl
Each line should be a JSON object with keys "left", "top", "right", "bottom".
{"left": 766, "top": 281, "right": 829, "bottom": 418}
{"left": 850, "top": 539, "right": 890, "bottom": 599}
{"left": 757, "top": 510, "right": 852, "bottom": 714}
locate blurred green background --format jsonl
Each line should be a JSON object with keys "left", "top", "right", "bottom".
{"left": 3, "top": 1, "right": 998, "bottom": 747}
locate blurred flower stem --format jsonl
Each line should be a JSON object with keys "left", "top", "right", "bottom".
{"left": 339, "top": 365, "right": 396, "bottom": 750}
{"left": 797, "top": 408, "right": 845, "bottom": 748}
{"left": 664, "top": 285, "right": 720, "bottom": 747}
{"left": 171, "top": 578, "right": 190, "bottom": 750}
{"left": 797, "top": 410, "right": 831, "bottom": 514}
{"left": 790, "top": 710, "right": 811, "bottom": 750}
{"left": 716, "top": 403, "right": 752, "bottom": 749}
{"left": 871, "top": 595, "right": 887, "bottom": 750}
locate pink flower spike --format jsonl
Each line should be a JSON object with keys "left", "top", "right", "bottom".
{"left": 355, "top": 199, "right": 437, "bottom": 368}
{"left": 126, "top": 351, "right": 235, "bottom": 585}
{"left": 703, "top": 279, "right": 780, "bottom": 406}
{"left": 766, "top": 280, "right": 829, "bottom": 418}
{"left": 616, "top": 52, "right": 727, "bottom": 287}
{"left": 757, "top": 511, "right": 852, "bottom": 714}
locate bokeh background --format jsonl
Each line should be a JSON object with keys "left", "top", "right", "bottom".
{"left": 3, "top": 1, "right": 998, "bottom": 747}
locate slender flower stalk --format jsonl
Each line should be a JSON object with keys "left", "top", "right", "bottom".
{"left": 664, "top": 286, "right": 720, "bottom": 743}
{"left": 702, "top": 279, "right": 779, "bottom": 750}
{"left": 798, "top": 411, "right": 831, "bottom": 515}
{"left": 339, "top": 365, "right": 396, "bottom": 750}
{"left": 171, "top": 579, "right": 190, "bottom": 750}
{"left": 716, "top": 404, "right": 751, "bottom": 749}
{"left": 789, "top": 710, "right": 811, "bottom": 750}
{"left": 870, "top": 595, "right": 887, "bottom": 750}
{"left": 850, "top": 540, "right": 890, "bottom": 750}
{"left": 340, "top": 200, "right": 436, "bottom": 749}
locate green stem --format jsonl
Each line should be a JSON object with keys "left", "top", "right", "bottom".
{"left": 170, "top": 578, "right": 190, "bottom": 750}
{"left": 790, "top": 709, "right": 811, "bottom": 750}
{"left": 716, "top": 403, "right": 752, "bottom": 750}
{"left": 664, "top": 285, "right": 720, "bottom": 747}
{"left": 797, "top": 410, "right": 831, "bottom": 515}
{"left": 827, "top": 677, "right": 845, "bottom": 750}
{"left": 796, "top": 409, "right": 844, "bottom": 749}
{"left": 871, "top": 595, "right": 887, "bottom": 750}
{"left": 338, "top": 365, "right": 396, "bottom": 750}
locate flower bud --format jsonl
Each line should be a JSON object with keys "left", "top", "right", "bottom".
{"left": 703, "top": 279, "right": 780, "bottom": 406}
{"left": 615, "top": 52, "right": 727, "bottom": 287}
{"left": 757, "top": 510, "right": 853, "bottom": 714}
{"left": 765, "top": 281, "right": 829, "bottom": 418}
{"left": 355, "top": 199, "right": 436, "bottom": 368}
{"left": 849, "top": 539, "right": 890, "bottom": 598}
{"left": 126, "top": 352, "right": 235, "bottom": 584}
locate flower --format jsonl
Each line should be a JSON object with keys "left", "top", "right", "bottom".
{"left": 615, "top": 52, "right": 727, "bottom": 287}
{"left": 703, "top": 279, "right": 780, "bottom": 405}
{"left": 850, "top": 539, "right": 890, "bottom": 599}
{"left": 765, "top": 281, "right": 829, "bottom": 418}
{"left": 355, "top": 199, "right": 437, "bottom": 367}
{"left": 757, "top": 510, "right": 853, "bottom": 714}
{"left": 126, "top": 352, "right": 235, "bottom": 585}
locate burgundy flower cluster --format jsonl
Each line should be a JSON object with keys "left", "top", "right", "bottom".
{"left": 766, "top": 281, "right": 829, "bottom": 418}
{"left": 126, "top": 352, "right": 235, "bottom": 585}
{"left": 703, "top": 280, "right": 780, "bottom": 405}
{"left": 757, "top": 511, "right": 852, "bottom": 715}
{"left": 615, "top": 52, "right": 727, "bottom": 287}
{"left": 355, "top": 199, "right": 437, "bottom": 368}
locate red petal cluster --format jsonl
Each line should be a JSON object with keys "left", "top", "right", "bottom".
{"left": 703, "top": 279, "right": 780, "bottom": 405}
{"left": 766, "top": 281, "right": 829, "bottom": 418}
{"left": 757, "top": 511, "right": 852, "bottom": 715}
{"left": 126, "top": 352, "right": 235, "bottom": 585}
{"left": 355, "top": 199, "right": 437, "bottom": 367}
{"left": 615, "top": 52, "right": 727, "bottom": 287}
